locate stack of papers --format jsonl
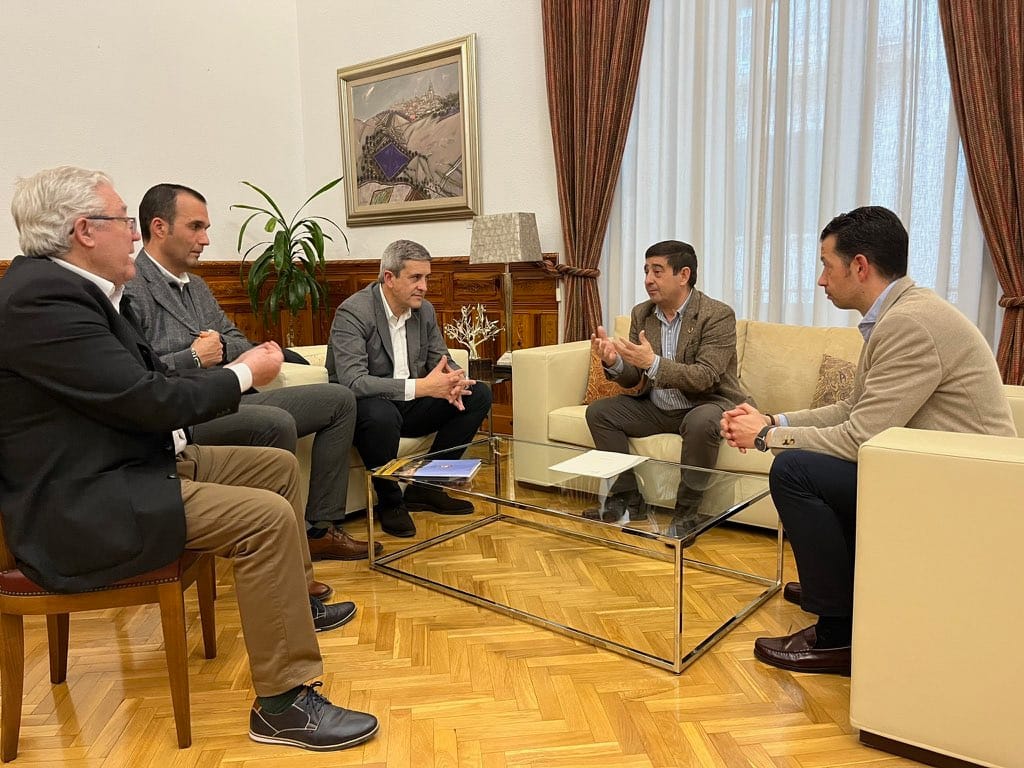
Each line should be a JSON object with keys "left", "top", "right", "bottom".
{"left": 548, "top": 450, "right": 647, "bottom": 479}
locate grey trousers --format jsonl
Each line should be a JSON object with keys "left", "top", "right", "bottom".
{"left": 585, "top": 394, "right": 725, "bottom": 498}
{"left": 191, "top": 383, "right": 357, "bottom": 523}
{"left": 177, "top": 445, "right": 322, "bottom": 696}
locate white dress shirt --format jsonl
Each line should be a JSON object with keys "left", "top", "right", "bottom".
{"left": 379, "top": 284, "right": 418, "bottom": 401}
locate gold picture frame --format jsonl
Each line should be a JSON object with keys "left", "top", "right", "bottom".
{"left": 337, "top": 35, "right": 481, "bottom": 227}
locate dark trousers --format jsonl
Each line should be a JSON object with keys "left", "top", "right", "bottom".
{"left": 354, "top": 383, "right": 492, "bottom": 507}
{"left": 769, "top": 450, "right": 858, "bottom": 617}
{"left": 585, "top": 394, "right": 725, "bottom": 502}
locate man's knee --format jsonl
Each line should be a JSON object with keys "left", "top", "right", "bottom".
{"left": 466, "top": 381, "right": 492, "bottom": 414}
{"left": 356, "top": 397, "right": 402, "bottom": 434}
{"left": 585, "top": 399, "right": 607, "bottom": 429}
{"left": 680, "top": 405, "right": 723, "bottom": 441}
{"left": 326, "top": 383, "right": 357, "bottom": 421}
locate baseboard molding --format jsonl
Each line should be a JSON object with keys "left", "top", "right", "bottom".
{"left": 860, "top": 730, "right": 986, "bottom": 768}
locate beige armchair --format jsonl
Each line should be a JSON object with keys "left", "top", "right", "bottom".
{"left": 850, "top": 386, "right": 1024, "bottom": 767}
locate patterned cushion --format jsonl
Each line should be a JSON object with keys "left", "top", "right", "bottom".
{"left": 582, "top": 353, "right": 643, "bottom": 404}
{"left": 810, "top": 353, "right": 857, "bottom": 408}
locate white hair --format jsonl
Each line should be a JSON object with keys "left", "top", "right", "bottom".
{"left": 11, "top": 166, "right": 111, "bottom": 258}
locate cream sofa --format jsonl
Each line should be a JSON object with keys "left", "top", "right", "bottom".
{"left": 511, "top": 316, "right": 865, "bottom": 527}
{"left": 261, "top": 345, "right": 468, "bottom": 514}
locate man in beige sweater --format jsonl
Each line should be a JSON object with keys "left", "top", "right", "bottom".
{"left": 721, "top": 206, "right": 1015, "bottom": 676}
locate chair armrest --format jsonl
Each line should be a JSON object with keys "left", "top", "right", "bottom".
{"left": 261, "top": 361, "right": 329, "bottom": 391}
{"left": 851, "top": 427, "right": 1024, "bottom": 766}
{"left": 511, "top": 340, "right": 591, "bottom": 443}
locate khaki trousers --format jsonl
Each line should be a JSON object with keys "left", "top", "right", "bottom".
{"left": 176, "top": 444, "right": 322, "bottom": 696}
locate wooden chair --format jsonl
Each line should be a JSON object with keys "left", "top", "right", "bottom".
{"left": 0, "top": 516, "right": 217, "bottom": 762}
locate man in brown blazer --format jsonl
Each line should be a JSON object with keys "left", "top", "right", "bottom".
{"left": 586, "top": 240, "right": 750, "bottom": 520}
{"left": 721, "top": 206, "right": 1015, "bottom": 677}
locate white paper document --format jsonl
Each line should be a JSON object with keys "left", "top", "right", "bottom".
{"left": 548, "top": 450, "right": 647, "bottom": 479}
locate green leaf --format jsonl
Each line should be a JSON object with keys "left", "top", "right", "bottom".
{"left": 239, "top": 181, "right": 287, "bottom": 223}
{"left": 264, "top": 218, "right": 277, "bottom": 233}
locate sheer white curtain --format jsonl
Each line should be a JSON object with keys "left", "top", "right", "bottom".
{"left": 602, "top": 0, "right": 999, "bottom": 337}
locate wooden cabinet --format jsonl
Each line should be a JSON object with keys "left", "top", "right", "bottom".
{"left": 0, "top": 256, "right": 558, "bottom": 436}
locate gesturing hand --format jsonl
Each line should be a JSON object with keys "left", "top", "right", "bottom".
{"left": 612, "top": 330, "right": 656, "bottom": 370}
{"left": 590, "top": 325, "right": 619, "bottom": 366}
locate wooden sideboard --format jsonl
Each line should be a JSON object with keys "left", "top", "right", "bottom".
{"left": 0, "top": 255, "right": 560, "bottom": 435}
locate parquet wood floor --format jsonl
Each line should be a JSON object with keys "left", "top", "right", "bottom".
{"left": 1, "top": 521, "right": 925, "bottom": 767}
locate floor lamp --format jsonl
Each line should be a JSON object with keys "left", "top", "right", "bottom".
{"left": 468, "top": 212, "right": 544, "bottom": 366}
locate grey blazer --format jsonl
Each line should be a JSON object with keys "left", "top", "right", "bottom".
{"left": 124, "top": 250, "right": 253, "bottom": 370}
{"left": 326, "top": 281, "right": 457, "bottom": 400}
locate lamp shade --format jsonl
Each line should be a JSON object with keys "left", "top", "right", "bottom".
{"left": 468, "top": 212, "right": 543, "bottom": 265}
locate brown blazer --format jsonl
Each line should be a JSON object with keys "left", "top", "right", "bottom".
{"left": 611, "top": 290, "right": 751, "bottom": 410}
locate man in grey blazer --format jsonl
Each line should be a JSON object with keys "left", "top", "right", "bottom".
{"left": 722, "top": 206, "right": 1015, "bottom": 676}
{"left": 326, "top": 240, "right": 491, "bottom": 538}
{"left": 125, "top": 184, "right": 379, "bottom": 569}
{"left": 586, "top": 240, "right": 750, "bottom": 521}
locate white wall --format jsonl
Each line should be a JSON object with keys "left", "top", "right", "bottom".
{"left": 0, "top": 1, "right": 562, "bottom": 264}
{"left": 0, "top": 1, "right": 305, "bottom": 260}
{"left": 295, "top": 0, "right": 561, "bottom": 261}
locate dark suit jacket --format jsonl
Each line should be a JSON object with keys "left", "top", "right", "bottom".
{"left": 326, "top": 281, "right": 457, "bottom": 399}
{"left": 612, "top": 290, "right": 751, "bottom": 409}
{"left": 124, "top": 250, "right": 253, "bottom": 370}
{"left": 0, "top": 256, "right": 241, "bottom": 592}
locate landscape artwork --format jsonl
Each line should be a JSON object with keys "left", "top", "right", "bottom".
{"left": 338, "top": 35, "right": 480, "bottom": 226}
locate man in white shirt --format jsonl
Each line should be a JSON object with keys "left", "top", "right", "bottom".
{"left": 0, "top": 166, "right": 377, "bottom": 751}
{"left": 326, "top": 240, "right": 491, "bottom": 537}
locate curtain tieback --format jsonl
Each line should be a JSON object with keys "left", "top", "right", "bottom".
{"left": 998, "top": 294, "right": 1024, "bottom": 309}
{"left": 537, "top": 262, "right": 601, "bottom": 279}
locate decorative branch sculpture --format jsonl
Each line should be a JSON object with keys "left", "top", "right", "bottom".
{"left": 443, "top": 303, "right": 501, "bottom": 359}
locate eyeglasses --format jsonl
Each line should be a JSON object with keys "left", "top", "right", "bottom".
{"left": 82, "top": 215, "right": 138, "bottom": 234}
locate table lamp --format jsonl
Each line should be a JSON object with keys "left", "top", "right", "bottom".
{"left": 468, "top": 212, "right": 543, "bottom": 363}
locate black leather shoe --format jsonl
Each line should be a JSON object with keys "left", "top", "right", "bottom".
{"left": 584, "top": 490, "right": 642, "bottom": 522}
{"left": 377, "top": 503, "right": 416, "bottom": 537}
{"left": 783, "top": 581, "right": 801, "bottom": 605}
{"left": 753, "top": 625, "right": 851, "bottom": 675}
{"left": 310, "top": 597, "right": 356, "bottom": 633}
{"left": 403, "top": 485, "right": 474, "bottom": 515}
{"left": 250, "top": 682, "right": 379, "bottom": 751}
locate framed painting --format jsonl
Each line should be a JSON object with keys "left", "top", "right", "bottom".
{"left": 337, "top": 34, "right": 481, "bottom": 226}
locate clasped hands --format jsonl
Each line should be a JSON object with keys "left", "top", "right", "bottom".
{"left": 590, "top": 325, "right": 656, "bottom": 370}
{"left": 720, "top": 402, "right": 772, "bottom": 453}
{"left": 190, "top": 329, "right": 223, "bottom": 368}
{"left": 422, "top": 355, "right": 474, "bottom": 411}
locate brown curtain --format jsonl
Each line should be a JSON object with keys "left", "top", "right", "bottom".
{"left": 939, "top": 0, "right": 1024, "bottom": 384}
{"left": 542, "top": 0, "right": 650, "bottom": 341}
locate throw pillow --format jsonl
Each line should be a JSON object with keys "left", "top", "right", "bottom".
{"left": 583, "top": 353, "right": 643, "bottom": 404}
{"left": 810, "top": 353, "right": 857, "bottom": 408}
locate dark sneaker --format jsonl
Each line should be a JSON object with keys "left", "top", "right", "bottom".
{"left": 310, "top": 596, "right": 356, "bottom": 633}
{"left": 249, "top": 682, "right": 379, "bottom": 751}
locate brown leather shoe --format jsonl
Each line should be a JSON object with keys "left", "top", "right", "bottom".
{"left": 783, "top": 581, "right": 801, "bottom": 605}
{"left": 308, "top": 528, "right": 384, "bottom": 561}
{"left": 308, "top": 580, "right": 333, "bottom": 601}
{"left": 753, "top": 625, "right": 851, "bottom": 675}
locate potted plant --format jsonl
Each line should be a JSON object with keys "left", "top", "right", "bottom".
{"left": 232, "top": 177, "right": 347, "bottom": 346}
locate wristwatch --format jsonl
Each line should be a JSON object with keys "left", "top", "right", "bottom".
{"left": 754, "top": 425, "right": 773, "bottom": 452}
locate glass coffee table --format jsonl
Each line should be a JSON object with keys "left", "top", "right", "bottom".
{"left": 367, "top": 437, "right": 780, "bottom": 673}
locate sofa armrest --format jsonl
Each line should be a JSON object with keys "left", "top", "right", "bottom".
{"left": 512, "top": 340, "right": 591, "bottom": 443}
{"left": 851, "top": 427, "right": 1024, "bottom": 766}
{"left": 261, "top": 361, "right": 329, "bottom": 391}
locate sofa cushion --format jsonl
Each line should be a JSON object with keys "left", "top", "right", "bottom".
{"left": 810, "top": 353, "right": 857, "bottom": 408}
{"left": 549, "top": 405, "right": 596, "bottom": 447}
{"left": 582, "top": 353, "right": 643, "bottom": 404}
{"left": 738, "top": 321, "right": 862, "bottom": 414}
